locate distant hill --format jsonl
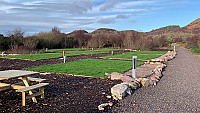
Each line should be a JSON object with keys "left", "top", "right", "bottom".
{"left": 147, "top": 25, "right": 181, "bottom": 35}
{"left": 147, "top": 18, "right": 200, "bottom": 35}
{"left": 182, "top": 18, "right": 200, "bottom": 34}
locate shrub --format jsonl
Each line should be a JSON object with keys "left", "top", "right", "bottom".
{"left": 23, "top": 36, "right": 39, "bottom": 50}
{"left": 191, "top": 46, "right": 200, "bottom": 55}
{"left": 0, "top": 34, "right": 10, "bottom": 51}
{"left": 186, "top": 36, "right": 199, "bottom": 48}
{"left": 174, "top": 38, "right": 183, "bottom": 42}
{"left": 6, "top": 46, "right": 31, "bottom": 54}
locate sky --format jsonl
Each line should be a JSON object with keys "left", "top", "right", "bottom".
{"left": 0, "top": 0, "right": 200, "bottom": 36}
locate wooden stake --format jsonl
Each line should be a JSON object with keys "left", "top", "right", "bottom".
{"left": 64, "top": 56, "right": 67, "bottom": 63}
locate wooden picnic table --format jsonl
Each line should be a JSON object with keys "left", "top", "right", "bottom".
{"left": 0, "top": 70, "right": 39, "bottom": 80}
{"left": 0, "top": 70, "right": 49, "bottom": 106}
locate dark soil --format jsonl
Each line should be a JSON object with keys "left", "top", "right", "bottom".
{"left": 0, "top": 51, "right": 125, "bottom": 113}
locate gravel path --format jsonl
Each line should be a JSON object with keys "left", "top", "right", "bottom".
{"left": 112, "top": 47, "right": 200, "bottom": 112}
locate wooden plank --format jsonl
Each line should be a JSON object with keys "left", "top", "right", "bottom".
{"left": 27, "top": 77, "right": 46, "bottom": 82}
{"left": 16, "top": 83, "right": 49, "bottom": 92}
{"left": 26, "top": 92, "right": 43, "bottom": 99}
{"left": 22, "top": 92, "right": 26, "bottom": 106}
{"left": 0, "top": 70, "right": 39, "bottom": 79}
{"left": 11, "top": 82, "right": 25, "bottom": 89}
{"left": 0, "top": 83, "right": 11, "bottom": 91}
{"left": 21, "top": 76, "right": 37, "bottom": 103}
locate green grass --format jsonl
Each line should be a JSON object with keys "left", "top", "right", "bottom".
{"left": 94, "top": 48, "right": 123, "bottom": 51}
{"left": 43, "top": 48, "right": 90, "bottom": 52}
{"left": 1, "top": 53, "right": 80, "bottom": 60}
{"left": 191, "top": 47, "right": 200, "bottom": 55}
{"left": 44, "top": 48, "right": 123, "bottom": 52}
{"left": 66, "top": 51, "right": 108, "bottom": 54}
{"left": 102, "top": 52, "right": 164, "bottom": 60}
{"left": 131, "top": 51, "right": 167, "bottom": 55}
{"left": 24, "top": 59, "right": 145, "bottom": 78}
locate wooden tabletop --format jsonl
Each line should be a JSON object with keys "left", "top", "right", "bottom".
{"left": 0, "top": 70, "right": 39, "bottom": 79}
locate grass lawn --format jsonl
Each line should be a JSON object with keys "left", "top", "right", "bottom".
{"left": 24, "top": 59, "right": 145, "bottom": 78}
{"left": 94, "top": 48, "right": 123, "bottom": 51}
{"left": 132, "top": 51, "right": 167, "bottom": 55}
{"left": 102, "top": 52, "right": 164, "bottom": 60}
{"left": 1, "top": 53, "right": 80, "bottom": 60}
{"left": 43, "top": 48, "right": 90, "bottom": 52}
{"left": 66, "top": 51, "right": 109, "bottom": 54}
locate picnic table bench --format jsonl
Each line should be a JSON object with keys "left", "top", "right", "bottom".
{"left": 0, "top": 83, "right": 11, "bottom": 91}
{"left": 16, "top": 83, "right": 49, "bottom": 106}
{"left": 0, "top": 70, "right": 49, "bottom": 106}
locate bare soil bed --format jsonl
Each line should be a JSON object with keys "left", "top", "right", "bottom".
{"left": 0, "top": 73, "right": 120, "bottom": 112}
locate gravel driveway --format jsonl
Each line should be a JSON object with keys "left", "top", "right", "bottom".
{"left": 112, "top": 47, "right": 200, "bottom": 112}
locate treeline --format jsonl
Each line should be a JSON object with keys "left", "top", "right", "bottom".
{"left": 0, "top": 27, "right": 169, "bottom": 54}
{"left": 1, "top": 27, "right": 199, "bottom": 54}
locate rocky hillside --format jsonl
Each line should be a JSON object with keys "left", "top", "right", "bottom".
{"left": 147, "top": 18, "right": 200, "bottom": 35}
{"left": 182, "top": 18, "right": 200, "bottom": 34}
{"left": 147, "top": 25, "right": 181, "bottom": 35}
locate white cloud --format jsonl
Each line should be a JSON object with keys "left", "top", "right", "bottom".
{"left": 97, "top": 17, "right": 116, "bottom": 24}
{"left": 99, "top": 0, "right": 118, "bottom": 11}
{"left": 0, "top": 0, "right": 194, "bottom": 35}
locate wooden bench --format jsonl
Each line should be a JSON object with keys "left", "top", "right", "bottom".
{"left": 0, "top": 83, "right": 11, "bottom": 91}
{"left": 11, "top": 82, "right": 26, "bottom": 89}
{"left": 16, "top": 83, "right": 49, "bottom": 106}
{"left": 18, "top": 77, "right": 47, "bottom": 83}
{"left": 12, "top": 77, "right": 46, "bottom": 89}
{"left": 27, "top": 77, "right": 46, "bottom": 83}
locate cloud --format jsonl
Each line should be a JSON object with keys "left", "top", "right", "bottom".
{"left": 100, "top": 0, "right": 118, "bottom": 11}
{"left": 116, "top": 14, "right": 129, "bottom": 19}
{"left": 129, "top": 20, "right": 136, "bottom": 23}
{"left": 0, "top": 0, "right": 193, "bottom": 35}
{"left": 97, "top": 17, "right": 115, "bottom": 24}
{"left": 0, "top": 0, "right": 92, "bottom": 15}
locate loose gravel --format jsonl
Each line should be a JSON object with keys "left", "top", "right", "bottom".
{"left": 112, "top": 47, "right": 200, "bottom": 112}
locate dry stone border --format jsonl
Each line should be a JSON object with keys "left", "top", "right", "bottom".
{"left": 98, "top": 51, "right": 177, "bottom": 111}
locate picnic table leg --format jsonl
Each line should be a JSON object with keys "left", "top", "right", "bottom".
{"left": 21, "top": 77, "right": 37, "bottom": 103}
{"left": 41, "top": 87, "right": 44, "bottom": 98}
{"left": 22, "top": 92, "right": 26, "bottom": 106}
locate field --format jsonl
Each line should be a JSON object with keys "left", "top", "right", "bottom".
{"left": 93, "top": 48, "right": 123, "bottom": 51}
{"left": 102, "top": 51, "right": 166, "bottom": 60}
{"left": 0, "top": 53, "right": 80, "bottom": 60}
{"left": 131, "top": 51, "right": 167, "bottom": 55}
{"left": 45, "top": 48, "right": 90, "bottom": 52}
{"left": 66, "top": 51, "right": 109, "bottom": 54}
{"left": 24, "top": 59, "right": 145, "bottom": 78}
{"left": 45, "top": 48, "right": 122, "bottom": 52}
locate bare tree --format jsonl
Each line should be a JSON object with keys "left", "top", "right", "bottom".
{"left": 23, "top": 36, "right": 39, "bottom": 50}
{"left": 8, "top": 27, "right": 24, "bottom": 49}
{"left": 52, "top": 26, "right": 61, "bottom": 33}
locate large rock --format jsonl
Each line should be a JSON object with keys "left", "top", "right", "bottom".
{"left": 121, "top": 81, "right": 139, "bottom": 90}
{"left": 110, "top": 72, "right": 124, "bottom": 80}
{"left": 140, "top": 78, "right": 153, "bottom": 87}
{"left": 110, "top": 72, "right": 137, "bottom": 82}
{"left": 120, "top": 76, "right": 136, "bottom": 82}
{"left": 111, "top": 84, "right": 131, "bottom": 100}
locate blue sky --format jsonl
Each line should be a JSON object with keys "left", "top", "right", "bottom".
{"left": 0, "top": 0, "right": 199, "bottom": 36}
